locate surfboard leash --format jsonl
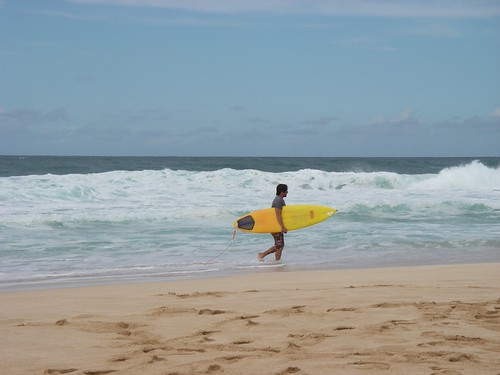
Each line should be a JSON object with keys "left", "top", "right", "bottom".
{"left": 203, "top": 229, "right": 237, "bottom": 265}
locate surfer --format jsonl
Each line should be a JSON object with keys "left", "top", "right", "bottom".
{"left": 258, "top": 184, "right": 288, "bottom": 261}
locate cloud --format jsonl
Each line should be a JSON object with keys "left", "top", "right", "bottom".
{"left": 302, "top": 117, "right": 338, "bottom": 127}
{"left": 331, "top": 36, "right": 398, "bottom": 52}
{"left": 360, "top": 109, "right": 500, "bottom": 138}
{"left": 0, "top": 107, "right": 72, "bottom": 153}
{"left": 247, "top": 116, "right": 270, "bottom": 125}
{"left": 230, "top": 106, "right": 246, "bottom": 112}
{"left": 66, "top": 0, "right": 500, "bottom": 18}
{"left": 2, "top": 105, "right": 498, "bottom": 156}
{"left": 405, "top": 21, "right": 463, "bottom": 38}
{"left": 437, "top": 113, "right": 500, "bottom": 134}
{"left": 0, "top": 107, "right": 69, "bottom": 135}
{"left": 37, "top": 8, "right": 243, "bottom": 27}
{"left": 76, "top": 75, "right": 94, "bottom": 84}
{"left": 313, "top": 109, "right": 499, "bottom": 156}
{"left": 32, "top": 9, "right": 110, "bottom": 23}
{"left": 372, "top": 109, "right": 418, "bottom": 125}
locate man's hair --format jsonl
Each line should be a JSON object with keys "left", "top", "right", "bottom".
{"left": 276, "top": 184, "right": 288, "bottom": 195}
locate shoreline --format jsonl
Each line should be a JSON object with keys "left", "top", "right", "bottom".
{"left": 1, "top": 263, "right": 499, "bottom": 374}
{"left": 3, "top": 258, "right": 500, "bottom": 293}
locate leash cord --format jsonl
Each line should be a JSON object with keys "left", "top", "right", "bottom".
{"left": 203, "top": 229, "right": 237, "bottom": 265}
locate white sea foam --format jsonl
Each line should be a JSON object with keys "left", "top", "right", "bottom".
{"left": 1, "top": 161, "right": 499, "bottom": 290}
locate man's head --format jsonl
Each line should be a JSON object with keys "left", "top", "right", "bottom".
{"left": 276, "top": 184, "right": 288, "bottom": 196}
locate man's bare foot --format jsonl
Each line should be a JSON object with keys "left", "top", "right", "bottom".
{"left": 257, "top": 252, "right": 265, "bottom": 261}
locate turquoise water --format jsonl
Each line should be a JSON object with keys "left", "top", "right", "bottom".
{"left": 1, "top": 156, "right": 499, "bottom": 290}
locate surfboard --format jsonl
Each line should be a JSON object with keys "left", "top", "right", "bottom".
{"left": 233, "top": 205, "right": 336, "bottom": 233}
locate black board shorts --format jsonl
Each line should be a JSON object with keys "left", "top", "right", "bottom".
{"left": 271, "top": 232, "right": 284, "bottom": 248}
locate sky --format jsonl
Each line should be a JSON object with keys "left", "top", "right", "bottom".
{"left": 1, "top": 0, "right": 499, "bottom": 157}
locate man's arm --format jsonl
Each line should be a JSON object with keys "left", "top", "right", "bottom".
{"left": 275, "top": 207, "right": 288, "bottom": 233}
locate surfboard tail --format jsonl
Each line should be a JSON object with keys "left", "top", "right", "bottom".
{"left": 234, "top": 215, "right": 255, "bottom": 231}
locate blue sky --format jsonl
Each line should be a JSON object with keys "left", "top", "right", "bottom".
{"left": 1, "top": 0, "right": 499, "bottom": 157}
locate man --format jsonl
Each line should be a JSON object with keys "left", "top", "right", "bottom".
{"left": 258, "top": 184, "right": 288, "bottom": 261}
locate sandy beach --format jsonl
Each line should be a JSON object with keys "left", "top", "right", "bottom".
{"left": 1, "top": 263, "right": 499, "bottom": 375}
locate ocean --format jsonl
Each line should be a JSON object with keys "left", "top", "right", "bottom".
{"left": 1, "top": 156, "right": 499, "bottom": 291}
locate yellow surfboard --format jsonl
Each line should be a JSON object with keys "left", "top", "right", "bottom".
{"left": 233, "top": 205, "right": 336, "bottom": 233}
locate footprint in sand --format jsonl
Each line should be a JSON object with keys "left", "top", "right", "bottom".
{"left": 207, "top": 364, "right": 222, "bottom": 373}
{"left": 327, "top": 307, "right": 357, "bottom": 312}
{"left": 198, "top": 308, "right": 226, "bottom": 315}
{"left": 167, "top": 291, "right": 225, "bottom": 298}
{"left": 265, "top": 305, "right": 306, "bottom": 316}
{"left": 109, "top": 355, "right": 129, "bottom": 363}
{"left": 232, "top": 340, "right": 252, "bottom": 345}
{"left": 334, "top": 326, "right": 355, "bottom": 331}
{"left": 350, "top": 361, "right": 390, "bottom": 370}
{"left": 371, "top": 302, "right": 404, "bottom": 308}
{"left": 276, "top": 367, "right": 301, "bottom": 374}
{"left": 151, "top": 306, "right": 196, "bottom": 315}
{"left": 288, "top": 332, "right": 334, "bottom": 346}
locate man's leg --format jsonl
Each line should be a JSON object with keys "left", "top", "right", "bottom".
{"left": 275, "top": 246, "right": 283, "bottom": 261}
{"left": 258, "top": 246, "right": 276, "bottom": 260}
